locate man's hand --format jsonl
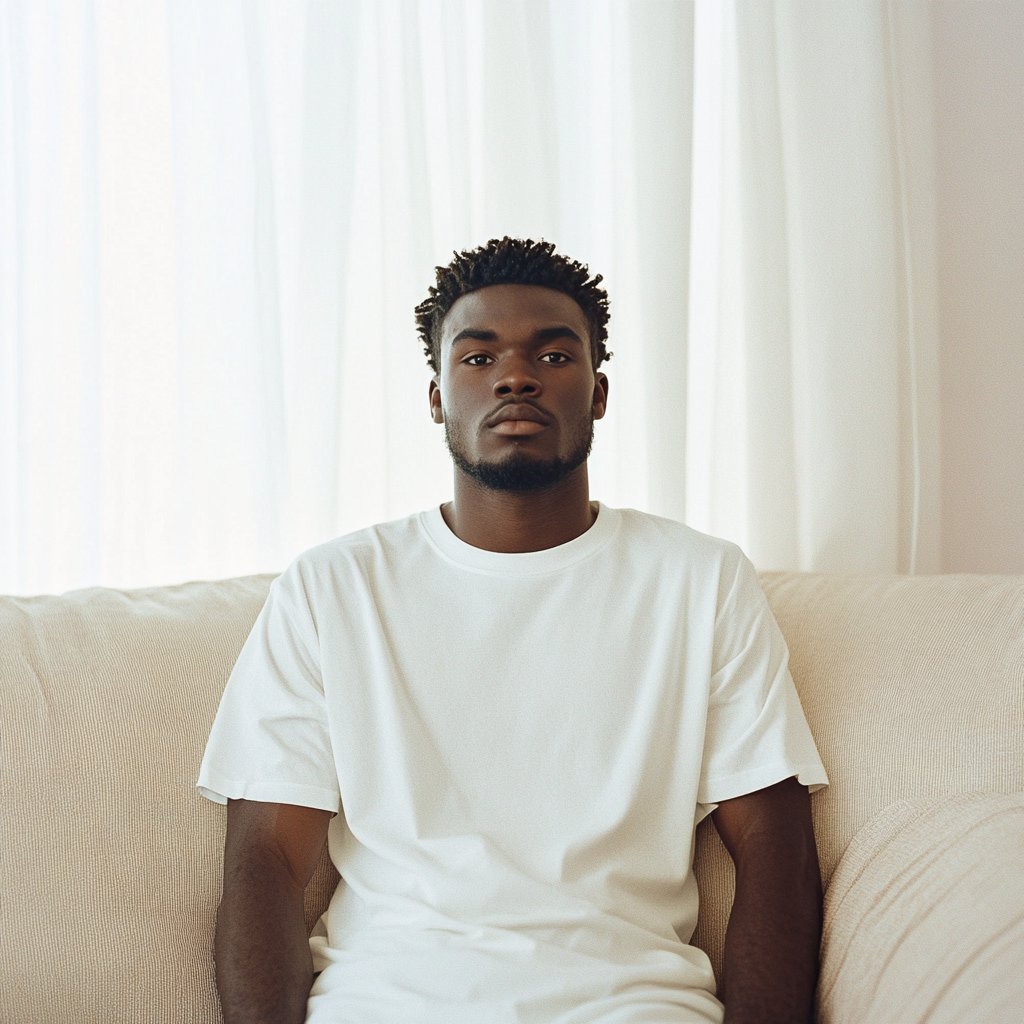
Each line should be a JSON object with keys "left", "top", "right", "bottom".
{"left": 711, "top": 777, "right": 822, "bottom": 1024}
{"left": 216, "top": 799, "right": 333, "bottom": 1024}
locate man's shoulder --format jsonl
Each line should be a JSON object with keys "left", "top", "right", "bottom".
{"left": 276, "top": 510, "right": 429, "bottom": 591}
{"left": 302, "top": 510, "right": 425, "bottom": 560}
{"left": 610, "top": 506, "right": 747, "bottom": 568}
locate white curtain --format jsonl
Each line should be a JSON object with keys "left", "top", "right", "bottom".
{"left": 687, "top": 0, "right": 940, "bottom": 573}
{"left": 1, "top": 0, "right": 693, "bottom": 594}
{"left": 1, "top": 0, "right": 938, "bottom": 595}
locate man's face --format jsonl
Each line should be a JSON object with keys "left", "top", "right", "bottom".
{"left": 429, "top": 284, "right": 608, "bottom": 492}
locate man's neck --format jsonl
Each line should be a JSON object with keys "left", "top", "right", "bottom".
{"left": 440, "top": 465, "right": 597, "bottom": 553}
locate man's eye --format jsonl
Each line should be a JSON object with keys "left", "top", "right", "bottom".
{"left": 465, "top": 354, "right": 493, "bottom": 366}
{"left": 540, "top": 352, "right": 570, "bottom": 363}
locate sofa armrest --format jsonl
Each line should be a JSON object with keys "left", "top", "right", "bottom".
{"left": 818, "top": 792, "right": 1024, "bottom": 1024}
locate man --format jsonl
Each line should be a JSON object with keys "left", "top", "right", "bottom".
{"left": 198, "top": 237, "right": 828, "bottom": 1024}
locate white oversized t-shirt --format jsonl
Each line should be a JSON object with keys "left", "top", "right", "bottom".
{"left": 198, "top": 505, "right": 827, "bottom": 1024}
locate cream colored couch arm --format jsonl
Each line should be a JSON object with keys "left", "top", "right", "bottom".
{"left": 818, "top": 792, "right": 1024, "bottom": 1024}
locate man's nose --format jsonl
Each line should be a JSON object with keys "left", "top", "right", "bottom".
{"left": 494, "top": 356, "right": 542, "bottom": 398}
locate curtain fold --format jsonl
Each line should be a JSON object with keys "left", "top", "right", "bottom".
{"left": 0, "top": 0, "right": 695, "bottom": 593}
{"left": 1, "top": 0, "right": 939, "bottom": 594}
{"left": 687, "top": 0, "right": 940, "bottom": 572}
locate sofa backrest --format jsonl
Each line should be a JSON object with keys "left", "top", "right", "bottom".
{"left": 2, "top": 576, "right": 275, "bottom": 1024}
{"left": 693, "top": 571, "right": 1024, "bottom": 980}
{"left": 2, "top": 572, "right": 1022, "bottom": 1022}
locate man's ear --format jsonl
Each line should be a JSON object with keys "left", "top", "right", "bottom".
{"left": 592, "top": 372, "right": 609, "bottom": 421}
{"left": 428, "top": 376, "right": 444, "bottom": 423}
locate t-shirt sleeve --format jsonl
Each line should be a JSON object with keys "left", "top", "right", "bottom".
{"left": 197, "top": 563, "right": 340, "bottom": 813}
{"left": 698, "top": 549, "right": 828, "bottom": 807}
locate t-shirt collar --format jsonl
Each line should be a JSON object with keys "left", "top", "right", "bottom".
{"left": 419, "top": 502, "right": 619, "bottom": 575}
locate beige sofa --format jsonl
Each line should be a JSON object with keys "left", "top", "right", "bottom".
{"left": 3, "top": 572, "right": 1023, "bottom": 1023}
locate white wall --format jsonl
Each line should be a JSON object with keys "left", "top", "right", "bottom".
{"left": 933, "top": 1, "right": 1024, "bottom": 573}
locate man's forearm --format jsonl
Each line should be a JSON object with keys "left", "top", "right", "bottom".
{"left": 720, "top": 835, "right": 822, "bottom": 1024}
{"left": 215, "top": 850, "right": 314, "bottom": 1024}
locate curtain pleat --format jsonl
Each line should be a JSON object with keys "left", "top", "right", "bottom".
{"left": 0, "top": 0, "right": 939, "bottom": 594}
{"left": 687, "top": 0, "right": 939, "bottom": 572}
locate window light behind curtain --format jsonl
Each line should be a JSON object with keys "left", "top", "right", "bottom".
{"left": 0, "top": 0, "right": 938, "bottom": 595}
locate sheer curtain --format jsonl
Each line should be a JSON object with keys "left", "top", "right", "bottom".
{"left": 1, "top": 0, "right": 693, "bottom": 594}
{"left": 687, "top": 0, "right": 940, "bottom": 573}
{"left": 1, "top": 0, "right": 938, "bottom": 595}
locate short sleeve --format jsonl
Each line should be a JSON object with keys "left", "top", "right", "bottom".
{"left": 698, "top": 550, "right": 828, "bottom": 807}
{"left": 197, "top": 564, "right": 340, "bottom": 813}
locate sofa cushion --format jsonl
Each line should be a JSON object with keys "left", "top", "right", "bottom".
{"left": 3, "top": 572, "right": 1023, "bottom": 1019}
{"left": 692, "top": 572, "right": 1024, "bottom": 986}
{"left": 817, "top": 792, "right": 1024, "bottom": 1024}
{"left": 1, "top": 577, "right": 275, "bottom": 1024}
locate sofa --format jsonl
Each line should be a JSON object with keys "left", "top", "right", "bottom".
{"left": 3, "top": 571, "right": 1023, "bottom": 1023}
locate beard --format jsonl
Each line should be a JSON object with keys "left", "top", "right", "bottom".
{"left": 444, "top": 412, "right": 595, "bottom": 492}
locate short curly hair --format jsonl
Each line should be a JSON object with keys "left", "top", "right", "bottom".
{"left": 415, "top": 237, "right": 611, "bottom": 374}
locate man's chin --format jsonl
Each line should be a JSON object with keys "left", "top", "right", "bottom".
{"left": 450, "top": 450, "right": 586, "bottom": 493}
{"left": 444, "top": 417, "right": 595, "bottom": 493}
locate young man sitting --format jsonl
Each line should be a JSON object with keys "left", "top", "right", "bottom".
{"left": 198, "top": 237, "right": 828, "bottom": 1024}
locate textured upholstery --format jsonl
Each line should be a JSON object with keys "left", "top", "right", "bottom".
{"left": 1, "top": 577, "right": 275, "bottom": 1024}
{"left": 818, "top": 792, "right": 1024, "bottom": 1024}
{"left": 691, "top": 572, "right": 1024, "bottom": 984}
{"left": 2, "top": 572, "right": 1023, "bottom": 1022}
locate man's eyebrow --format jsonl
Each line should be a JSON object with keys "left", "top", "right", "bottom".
{"left": 450, "top": 328, "right": 498, "bottom": 344}
{"left": 533, "top": 326, "right": 585, "bottom": 345}
{"left": 449, "top": 325, "right": 586, "bottom": 346}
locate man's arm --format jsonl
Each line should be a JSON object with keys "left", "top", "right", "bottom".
{"left": 216, "top": 799, "right": 333, "bottom": 1024}
{"left": 710, "top": 776, "right": 822, "bottom": 1024}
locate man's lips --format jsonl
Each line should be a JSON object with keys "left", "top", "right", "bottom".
{"left": 485, "top": 401, "right": 552, "bottom": 434}
{"left": 486, "top": 403, "right": 552, "bottom": 435}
